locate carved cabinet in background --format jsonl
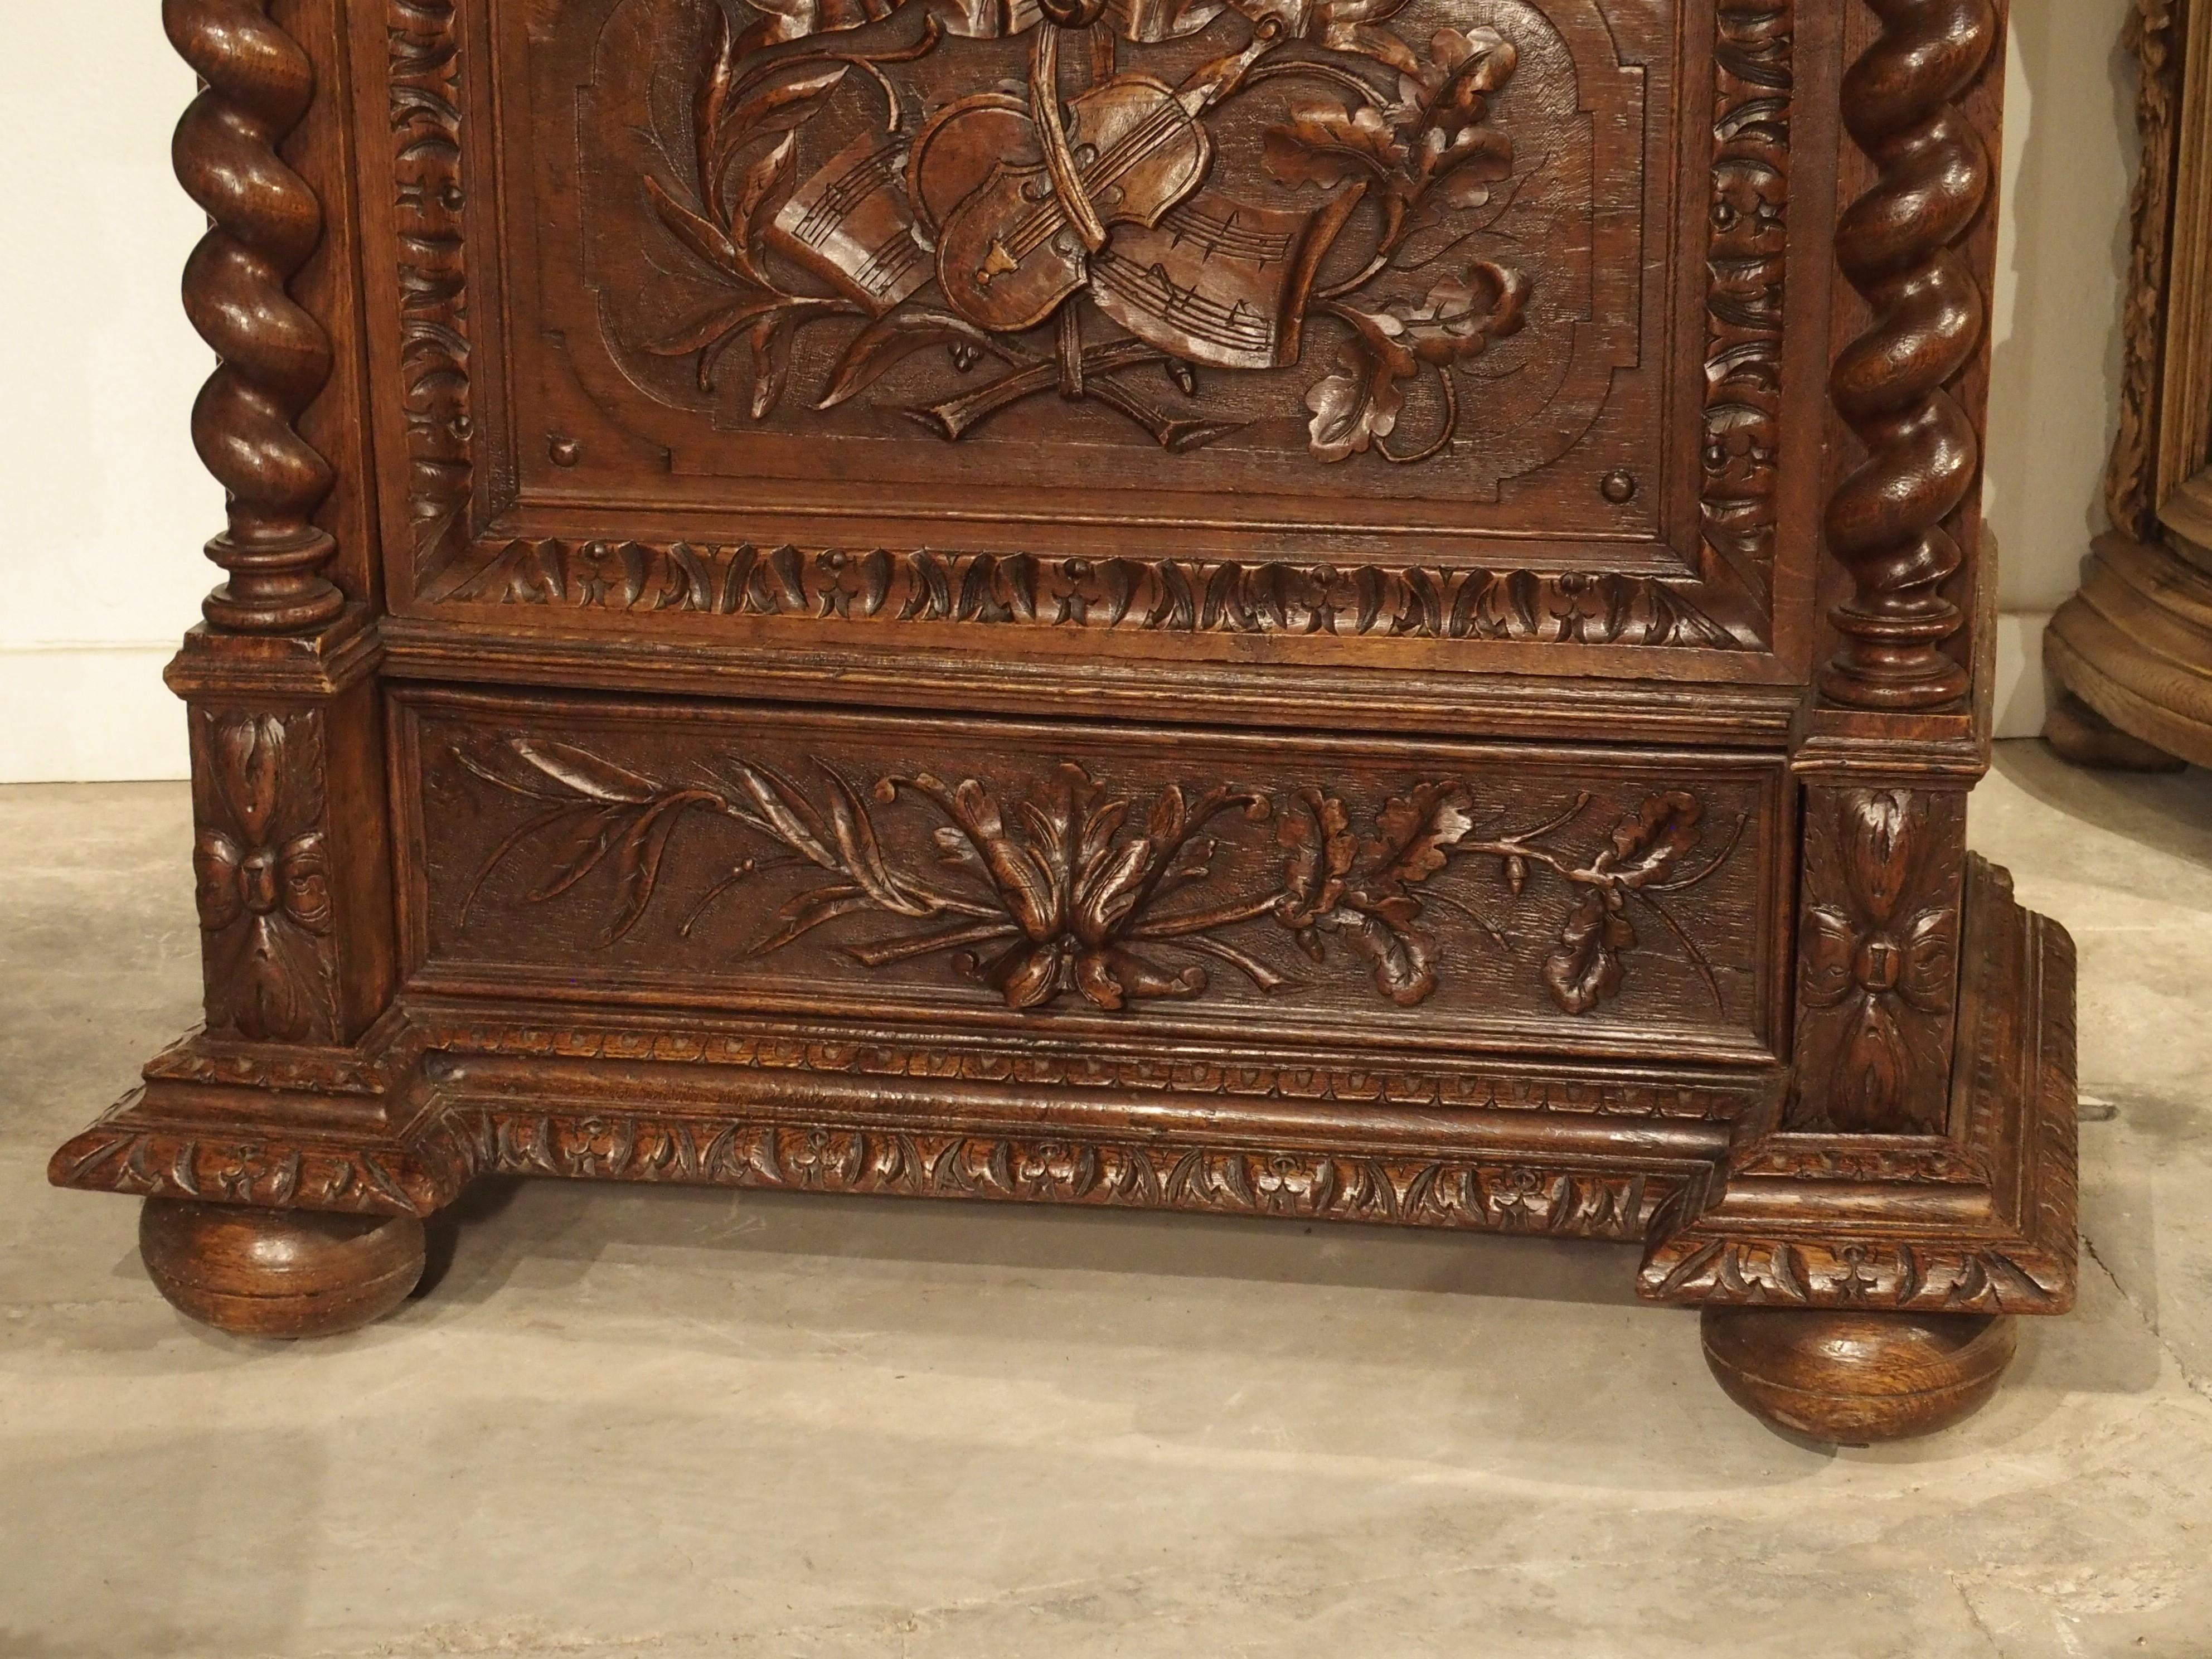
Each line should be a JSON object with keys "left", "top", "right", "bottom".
{"left": 2048, "top": 0, "right": 2212, "bottom": 768}
{"left": 51, "top": 0, "right": 2077, "bottom": 1442}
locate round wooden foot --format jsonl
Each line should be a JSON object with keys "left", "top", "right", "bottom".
{"left": 2043, "top": 691, "right": 2187, "bottom": 772}
{"left": 139, "top": 1200, "right": 426, "bottom": 1339}
{"left": 1701, "top": 1307, "right": 2017, "bottom": 1444}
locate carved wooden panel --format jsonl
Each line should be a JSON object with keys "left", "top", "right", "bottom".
{"left": 191, "top": 709, "right": 343, "bottom": 1044}
{"left": 395, "top": 687, "right": 1788, "bottom": 1058}
{"left": 372, "top": 0, "right": 1802, "bottom": 661}
{"left": 1786, "top": 784, "right": 1963, "bottom": 1133}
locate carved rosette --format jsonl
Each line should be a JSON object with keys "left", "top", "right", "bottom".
{"left": 1788, "top": 787, "right": 1963, "bottom": 1133}
{"left": 166, "top": 0, "right": 343, "bottom": 631}
{"left": 1820, "top": 0, "right": 1998, "bottom": 709}
{"left": 191, "top": 711, "right": 342, "bottom": 1044}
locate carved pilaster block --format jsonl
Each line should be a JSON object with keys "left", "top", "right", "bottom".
{"left": 1788, "top": 785, "right": 1964, "bottom": 1133}
{"left": 191, "top": 709, "right": 342, "bottom": 1043}
{"left": 174, "top": 641, "right": 399, "bottom": 1051}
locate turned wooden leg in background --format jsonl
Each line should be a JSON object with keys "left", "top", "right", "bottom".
{"left": 1700, "top": 1308, "right": 2018, "bottom": 1443}
{"left": 2043, "top": 691, "right": 2187, "bottom": 773}
{"left": 139, "top": 1200, "right": 426, "bottom": 1338}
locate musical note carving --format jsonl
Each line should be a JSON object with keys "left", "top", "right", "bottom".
{"left": 629, "top": 0, "right": 1534, "bottom": 462}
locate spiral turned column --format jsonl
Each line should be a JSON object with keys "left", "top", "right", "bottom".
{"left": 1821, "top": 0, "right": 1998, "bottom": 710}
{"left": 167, "top": 0, "right": 343, "bottom": 632}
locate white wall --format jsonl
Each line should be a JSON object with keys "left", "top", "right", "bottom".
{"left": 0, "top": 1, "right": 2145, "bottom": 779}
{"left": 1987, "top": 0, "right": 2141, "bottom": 738}
{"left": 1, "top": 7, "right": 216, "bottom": 780}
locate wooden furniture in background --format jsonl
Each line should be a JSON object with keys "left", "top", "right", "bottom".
{"left": 49, "top": 0, "right": 2077, "bottom": 1443}
{"left": 2048, "top": 0, "right": 2212, "bottom": 769}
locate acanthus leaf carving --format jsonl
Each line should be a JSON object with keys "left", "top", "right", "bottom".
{"left": 440, "top": 539, "right": 1749, "bottom": 646}
{"left": 390, "top": 0, "right": 476, "bottom": 585}
{"left": 454, "top": 1108, "right": 1668, "bottom": 1240}
{"left": 1703, "top": 0, "right": 1792, "bottom": 592}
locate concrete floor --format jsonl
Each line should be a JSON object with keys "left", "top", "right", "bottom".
{"left": 2, "top": 743, "right": 2210, "bottom": 1658}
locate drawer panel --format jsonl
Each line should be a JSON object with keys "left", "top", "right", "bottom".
{"left": 395, "top": 688, "right": 1791, "bottom": 1061}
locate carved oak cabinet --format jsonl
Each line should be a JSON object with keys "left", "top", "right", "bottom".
{"left": 51, "top": 0, "right": 2078, "bottom": 1441}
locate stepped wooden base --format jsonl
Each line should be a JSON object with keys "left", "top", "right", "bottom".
{"left": 2047, "top": 533, "right": 2212, "bottom": 769}
{"left": 57, "top": 860, "right": 2077, "bottom": 1431}
{"left": 1701, "top": 1308, "right": 2017, "bottom": 1443}
{"left": 2044, "top": 691, "right": 2188, "bottom": 773}
{"left": 139, "top": 1199, "right": 425, "bottom": 1338}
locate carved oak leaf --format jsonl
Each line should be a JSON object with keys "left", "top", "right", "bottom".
{"left": 735, "top": 0, "right": 902, "bottom": 54}
{"left": 1542, "top": 889, "right": 1636, "bottom": 1014}
{"left": 1277, "top": 787, "right": 1355, "bottom": 954}
{"left": 1229, "top": 0, "right": 1422, "bottom": 75}
{"left": 1339, "top": 898, "right": 1439, "bottom": 1006}
{"left": 1304, "top": 341, "right": 1404, "bottom": 462}
{"left": 1262, "top": 100, "right": 1409, "bottom": 192}
{"left": 1605, "top": 790, "right": 1704, "bottom": 886}
{"left": 1364, "top": 780, "right": 1476, "bottom": 886}
{"left": 1304, "top": 258, "right": 1527, "bottom": 463}
{"left": 1405, "top": 26, "right": 1516, "bottom": 138}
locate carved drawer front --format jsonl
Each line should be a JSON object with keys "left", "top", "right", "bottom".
{"left": 378, "top": 0, "right": 1799, "bottom": 662}
{"left": 395, "top": 688, "right": 1790, "bottom": 1060}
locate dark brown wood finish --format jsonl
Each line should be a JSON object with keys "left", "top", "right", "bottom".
{"left": 140, "top": 1199, "right": 426, "bottom": 1338}
{"left": 1701, "top": 1307, "right": 2016, "bottom": 1443}
{"left": 51, "top": 0, "right": 2075, "bottom": 1442}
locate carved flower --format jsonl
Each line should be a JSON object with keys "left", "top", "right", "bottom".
{"left": 1801, "top": 791, "right": 1958, "bottom": 1131}
{"left": 890, "top": 762, "right": 1270, "bottom": 1011}
{"left": 192, "top": 712, "right": 337, "bottom": 1044}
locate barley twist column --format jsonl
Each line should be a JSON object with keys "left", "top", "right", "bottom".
{"left": 167, "top": 0, "right": 343, "bottom": 632}
{"left": 1821, "top": 0, "right": 1997, "bottom": 710}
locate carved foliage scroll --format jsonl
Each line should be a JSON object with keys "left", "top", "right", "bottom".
{"left": 622, "top": 0, "right": 1532, "bottom": 460}
{"left": 391, "top": 0, "right": 476, "bottom": 585}
{"left": 191, "top": 710, "right": 342, "bottom": 1044}
{"left": 1787, "top": 786, "right": 1963, "bottom": 1134}
{"left": 1703, "top": 0, "right": 1792, "bottom": 589}
{"left": 448, "top": 736, "right": 1749, "bottom": 1019}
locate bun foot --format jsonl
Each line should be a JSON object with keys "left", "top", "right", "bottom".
{"left": 1700, "top": 1307, "right": 2017, "bottom": 1444}
{"left": 2043, "top": 691, "right": 2187, "bottom": 772}
{"left": 139, "top": 1199, "right": 426, "bottom": 1338}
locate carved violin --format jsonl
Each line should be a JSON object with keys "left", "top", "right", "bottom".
{"left": 912, "top": 21, "right": 1277, "bottom": 335}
